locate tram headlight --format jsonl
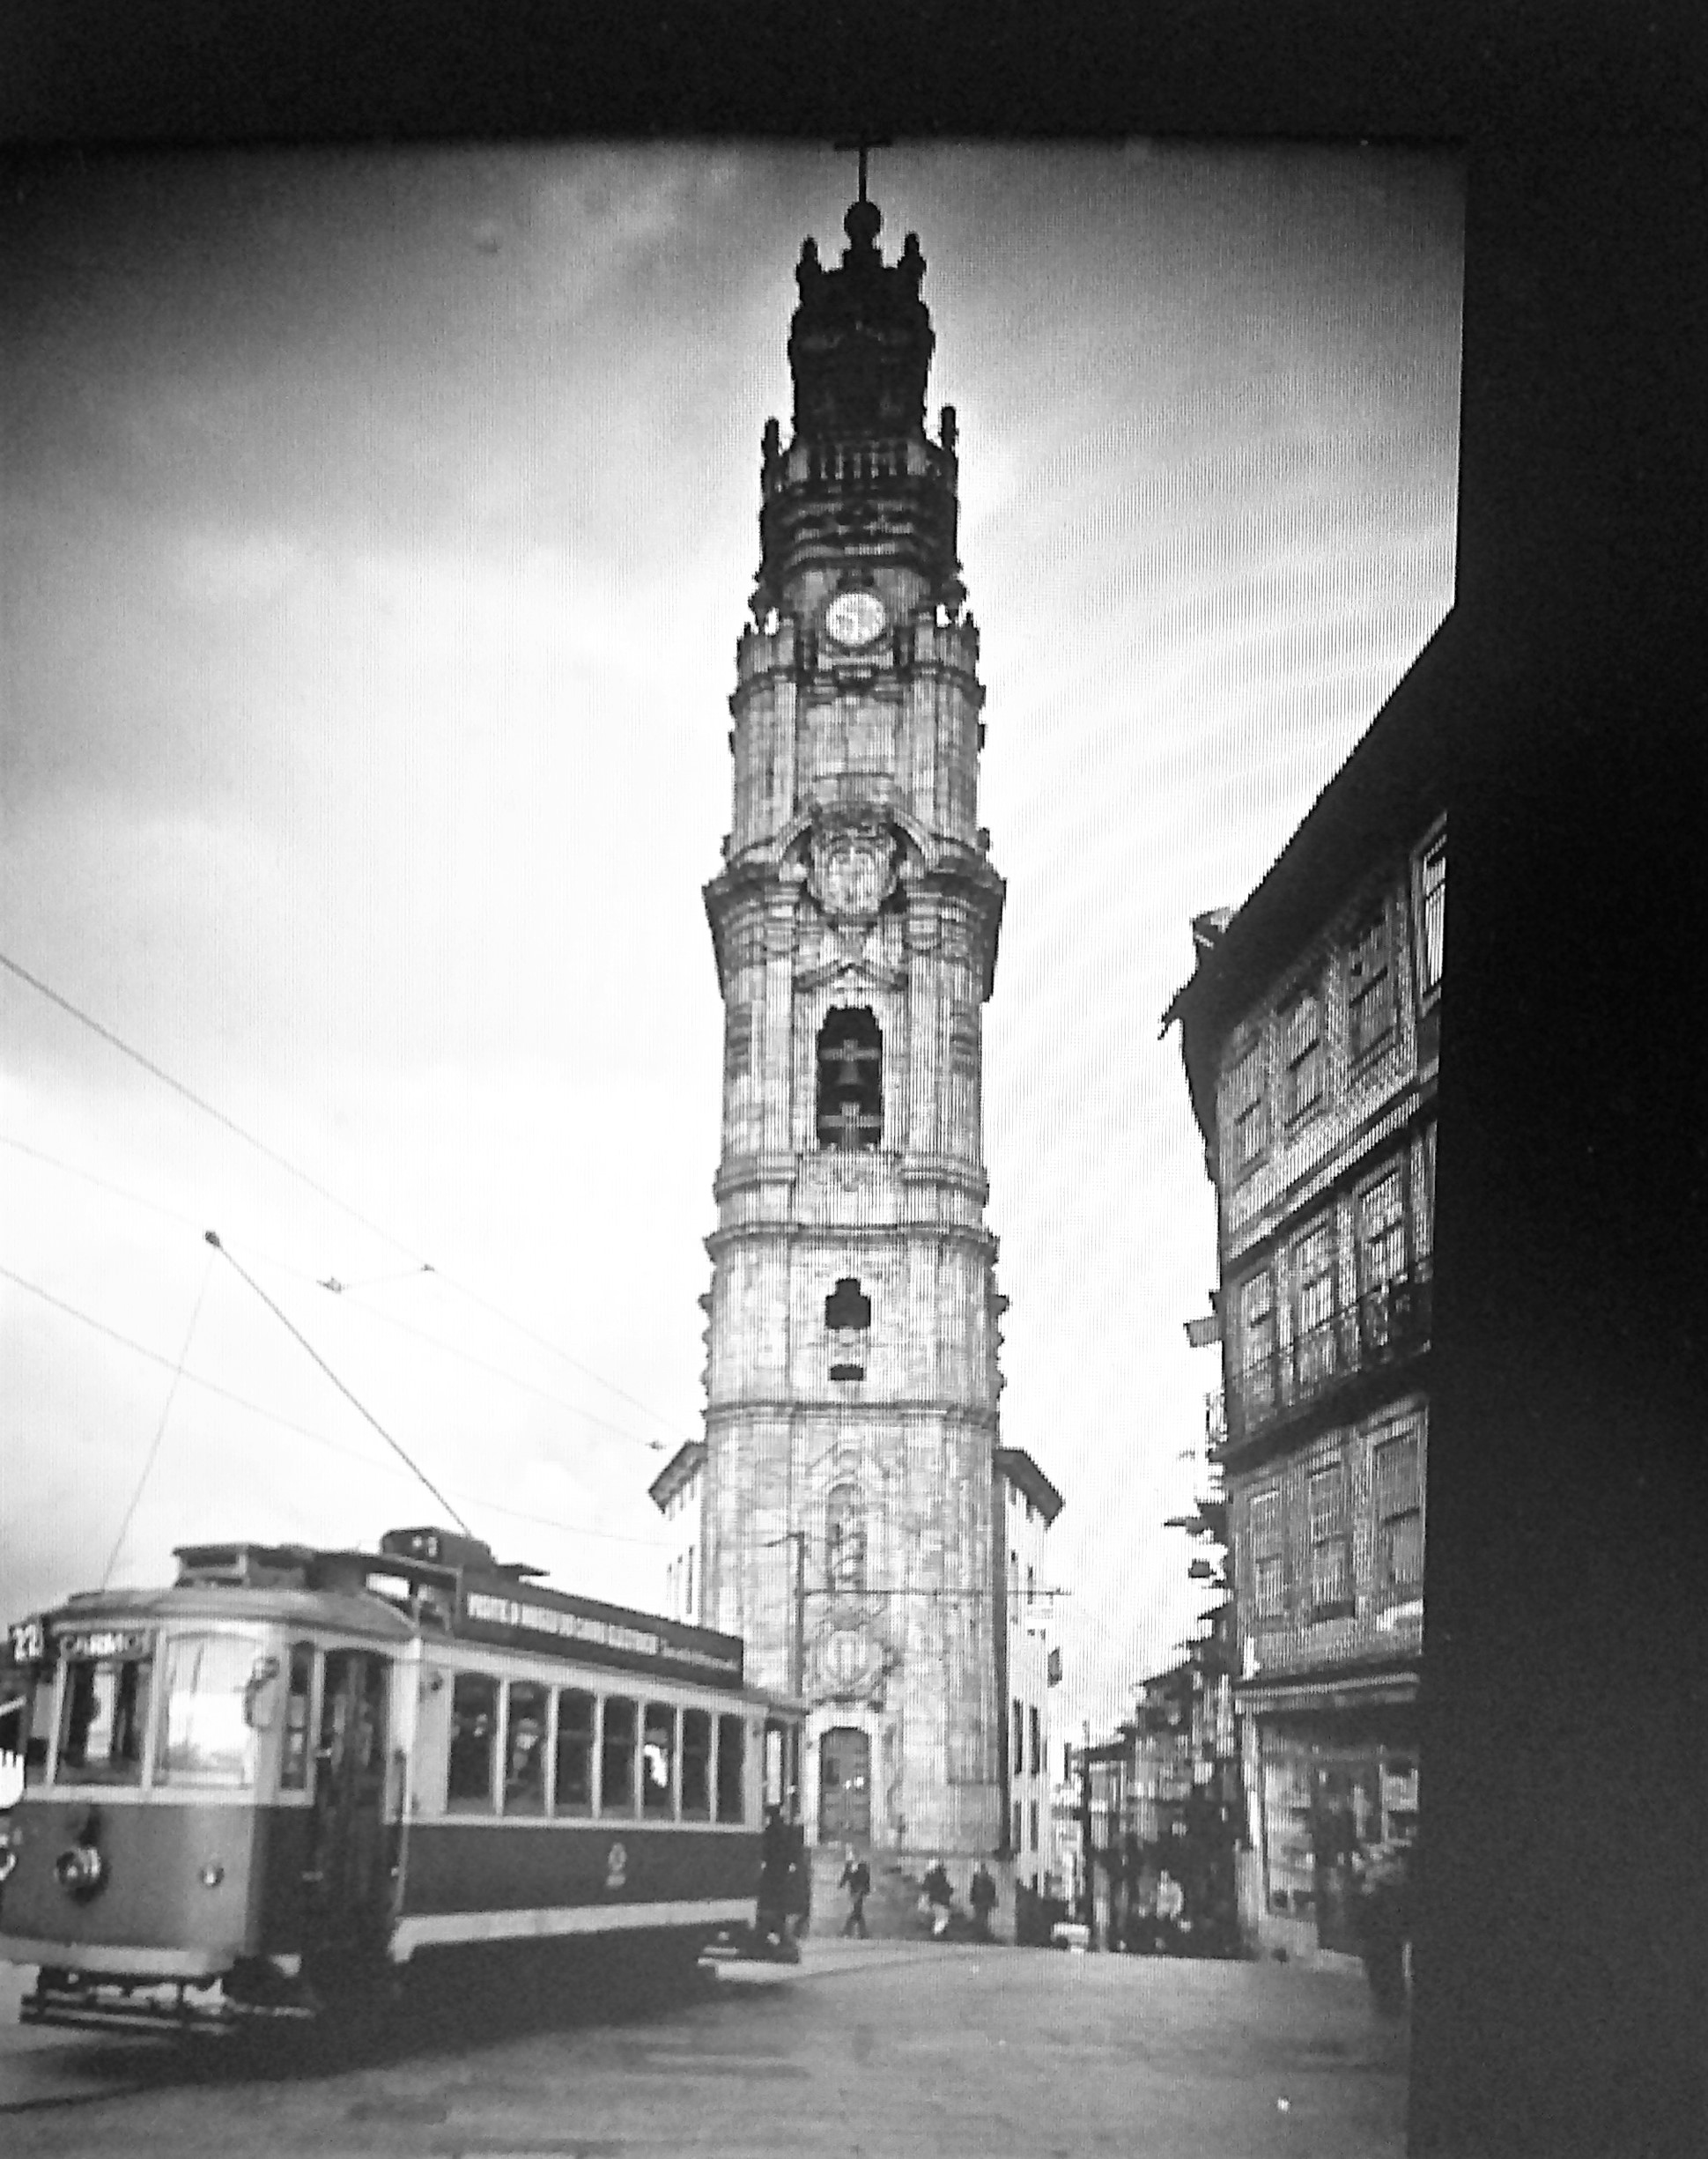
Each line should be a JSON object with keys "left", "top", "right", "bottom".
{"left": 53, "top": 1842, "right": 107, "bottom": 1898}
{"left": 199, "top": 1860, "right": 226, "bottom": 1889}
{"left": 0, "top": 1831, "right": 16, "bottom": 1882}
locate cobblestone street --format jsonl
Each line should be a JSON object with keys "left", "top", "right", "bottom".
{"left": 0, "top": 1943, "right": 1407, "bottom": 2158}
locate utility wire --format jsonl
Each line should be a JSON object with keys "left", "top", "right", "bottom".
{"left": 100, "top": 1250, "right": 214, "bottom": 1589}
{"left": 0, "top": 1260, "right": 673, "bottom": 1552}
{"left": 0, "top": 1135, "right": 680, "bottom": 1453}
{"left": 204, "top": 1231, "right": 471, "bottom": 1535}
{"left": 0, "top": 951, "right": 696, "bottom": 1445}
{"left": 0, "top": 950, "right": 409, "bottom": 1256}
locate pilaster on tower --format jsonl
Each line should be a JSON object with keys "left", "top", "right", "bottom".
{"left": 699, "top": 189, "right": 1011, "bottom": 1878}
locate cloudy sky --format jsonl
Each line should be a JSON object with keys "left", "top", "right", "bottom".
{"left": 0, "top": 141, "right": 1461, "bottom": 1733}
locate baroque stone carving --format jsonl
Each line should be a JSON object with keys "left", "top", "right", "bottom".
{"left": 809, "top": 816, "right": 898, "bottom": 922}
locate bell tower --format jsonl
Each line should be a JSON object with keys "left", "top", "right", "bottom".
{"left": 700, "top": 184, "right": 1009, "bottom": 1867}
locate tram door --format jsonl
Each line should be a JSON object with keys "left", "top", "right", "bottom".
{"left": 305, "top": 1651, "right": 394, "bottom": 1971}
{"left": 818, "top": 1727, "right": 871, "bottom": 1847}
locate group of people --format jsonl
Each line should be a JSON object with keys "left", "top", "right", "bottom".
{"left": 838, "top": 1848, "right": 1000, "bottom": 1940}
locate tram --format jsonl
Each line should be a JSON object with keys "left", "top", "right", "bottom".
{"left": 0, "top": 1526, "right": 803, "bottom": 2034}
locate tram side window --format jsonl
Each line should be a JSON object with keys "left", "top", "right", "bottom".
{"left": 601, "top": 1697, "right": 637, "bottom": 1816}
{"left": 280, "top": 1642, "right": 315, "bottom": 1792}
{"left": 681, "top": 1708, "right": 712, "bottom": 1820}
{"left": 504, "top": 1681, "right": 548, "bottom": 1815}
{"left": 554, "top": 1689, "right": 595, "bottom": 1815}
{"left": 715, "top": 1713, "right": 746, "bottom": 1824}
{"left": 158, "top": 1633, "right": 262, "bottom": 1789}
{"left": 447, "top": 1673, "right": 499, "bottom": 1811}
{"left": 58, "top": 1656, "right": 150, "bottom": 1786}
{"left": 642, "top": 1702, "right": 676, "bottom": 1818}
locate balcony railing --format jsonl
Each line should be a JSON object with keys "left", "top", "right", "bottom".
{"left": 1225, "top": 1257, "right": 1433, "bottom": 1447}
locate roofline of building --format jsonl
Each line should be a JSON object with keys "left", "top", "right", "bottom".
{"left": 1161, "top": 617, "right": 1452, "bottom": 1150}
{"left": 647, "top": 1438, "right": 707, "bottom": 1512}
{"left": 994, "top": 1445, "right": 1066, "bottom": 1524}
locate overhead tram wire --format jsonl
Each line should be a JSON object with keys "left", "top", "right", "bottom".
{"left": 203, "top": 1230, "right": 472, "bottom": 1536}
{"left": 0, "top": 1259, "right": 674, "bottom": 1552}
{"left": 0, "top": 950, "right": 694, "bottom": 1447}
{"left": 0, "top": 1135, "right": 678, "bottom": 1453}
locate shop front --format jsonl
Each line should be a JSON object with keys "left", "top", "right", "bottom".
{"left": 1237, "top": 1668, "right": 1418, "bottom": 1961}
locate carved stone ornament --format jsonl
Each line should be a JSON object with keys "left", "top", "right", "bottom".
{"left": 810, "top": 818, "right": 898, "bottom": 921}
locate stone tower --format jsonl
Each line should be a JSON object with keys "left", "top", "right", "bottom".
{"left": 700, "top": 189, "right": 1009, "bottom": 1864}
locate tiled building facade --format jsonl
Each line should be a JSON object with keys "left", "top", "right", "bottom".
{"left": 1168, "top": 683, "right": 1443, "bottom": 1960}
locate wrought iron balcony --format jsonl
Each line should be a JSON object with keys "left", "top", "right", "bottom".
{"left": 1224, "top": 1257, "right": 1433, "bottom": 1449}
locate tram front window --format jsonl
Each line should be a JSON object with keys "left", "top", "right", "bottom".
{"left": 158, "top": 1632, "right": 268, "bottom": 1789}
{"left": 57, "top": 1653, "right": 151, "bottom": 1786}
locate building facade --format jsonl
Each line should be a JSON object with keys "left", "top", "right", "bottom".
{"left": 996, "top": 1445, "right": 1063, "bottom": 1897}
{"left": 1167, "top": 682, "right": 1443, "bottom": 1959}
{"left": 699, "top": 188, "right": 1020, "bottom": 1874}
{"left": 648, "top": 1441, "right": 706, "bottom": 1624}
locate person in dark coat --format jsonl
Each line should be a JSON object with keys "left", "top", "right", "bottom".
{"left": 969, "top": 1861, "right": 998, "bottom": 1940}
{"left": 755, "top": 1807, "right": 796, "bottom": 1957}
{"left": 921, "top": 1858, "right": 954, "bottom": 1938}
{"left": 839, "top": 1845, "right": 871, "bottom": 1937}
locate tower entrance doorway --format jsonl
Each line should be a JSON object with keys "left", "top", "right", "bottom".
{"left": 819, "top": 1726, "right": 872, "bottom": 1846}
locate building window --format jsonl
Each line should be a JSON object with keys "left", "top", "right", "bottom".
{"left": 1250, "top": 1488, "right": 1285, "bottom": 1619}
{"left": 1416, "top": 832, "right": 1446, "bottom": 995}
{"left": 1375, "top": 1434, "right": 1425, "bottom": 1591}
{"left": 1307, "top": 1468, "right": 1351, "bottom": 1611}
{"left": 1029, "top": 1800, "right": 1040, "bottom": 1852}
{"left": 1029, "top": 1704, "right": 1041, "bottom": 1778}
{"left": 1357, "top": 1166, "right": 1410, "bottom": 1350}
{"left": 816, "top": 1007, "right": 883, "bottom": 1150}
{"left": 1025, "top": 1563, "right": 1035, "bottom": 1610}
{"left": 1012, "top": 1697, "right": 1024, "bottom": 1778}
{"left": 1229, "top": 1040, "right": 1268, "bottom": 1171}
{"left": 1292, "top": 1222, "right": 1339, "bottom": 1392}
{"left": 825, "top": 1275, "right": 872, "bottom": 1381}
{"left": 1238, "top": 1268, "right": 1277, "bottom": 1416}
{"left": 685, "top": 1545, "right": 695, "bottom": 1621}
{"left": 1283, "top": 987, "right": 1324, "bottom": 1121}
{"left": 1348, "top": 906, "right": 1394, "bottom": 1057}
{"left": 826, "top": 1480, "right": 868, "bottom": 1593}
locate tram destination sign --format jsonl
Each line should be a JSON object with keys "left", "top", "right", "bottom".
{"left": 54, "top": 1626, "right": 154, "bottom": 1661}
{"left": 457, "top": 1583, "right": 744, "bottom": 1687}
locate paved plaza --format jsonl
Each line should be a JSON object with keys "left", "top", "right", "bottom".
{"left": 0, "top": 1941, "right": 1407, "bottom": 2157}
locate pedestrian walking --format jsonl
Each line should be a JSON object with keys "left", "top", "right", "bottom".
{"left": 839, "top": 1845, "right": 871, "bottom": 1937}
{"left": 970, "top": 1860, "right": 998, "bottom": 1940}
{"left": 921, "top": 1857, "right": 954, "bottom": 1939}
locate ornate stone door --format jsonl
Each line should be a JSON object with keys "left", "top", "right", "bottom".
{"left": 818, "top": 1726, "right": 872, "bottom": 1846}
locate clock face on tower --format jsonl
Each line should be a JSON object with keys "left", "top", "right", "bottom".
{"left": 824, "top": 588, "right": 888, "bottom": 647}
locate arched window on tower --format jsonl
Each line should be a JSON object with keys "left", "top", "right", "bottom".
{"left": 825, "top": 1480, "right": 868, "bottom": 1594}
{"left": 825, "top": 1275, "right": 872, "bottom": 1381}
{"left": 816, "top": 1008, "right": 883, "bottom": 1151}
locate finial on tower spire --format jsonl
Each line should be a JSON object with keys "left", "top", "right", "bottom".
{"left": 833, "top": 131, "right": 893, "bottom": 211}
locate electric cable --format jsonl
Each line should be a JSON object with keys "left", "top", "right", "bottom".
{"left": 0, "top": 950, "right": 696, "bottom": 1445}
{"left": 0, "top": 1135, "right": 682, "bottom": 1453}
{"left": 99, "top": 1248, "right": 214, "bottom": 1589}
{"left": 0, "top": 1259, "right": 675, "bottom": 1552}
{"left": 203, "top": 1230, "right": 472, "bottom": 1535}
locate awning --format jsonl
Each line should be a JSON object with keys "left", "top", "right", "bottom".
{"left": 1236, "top": 1667, "right": 1418, "bottom": 1715}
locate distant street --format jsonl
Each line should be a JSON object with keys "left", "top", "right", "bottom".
{"left": 0, "top": 1942, "right": 1407, "bottom": 2158}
